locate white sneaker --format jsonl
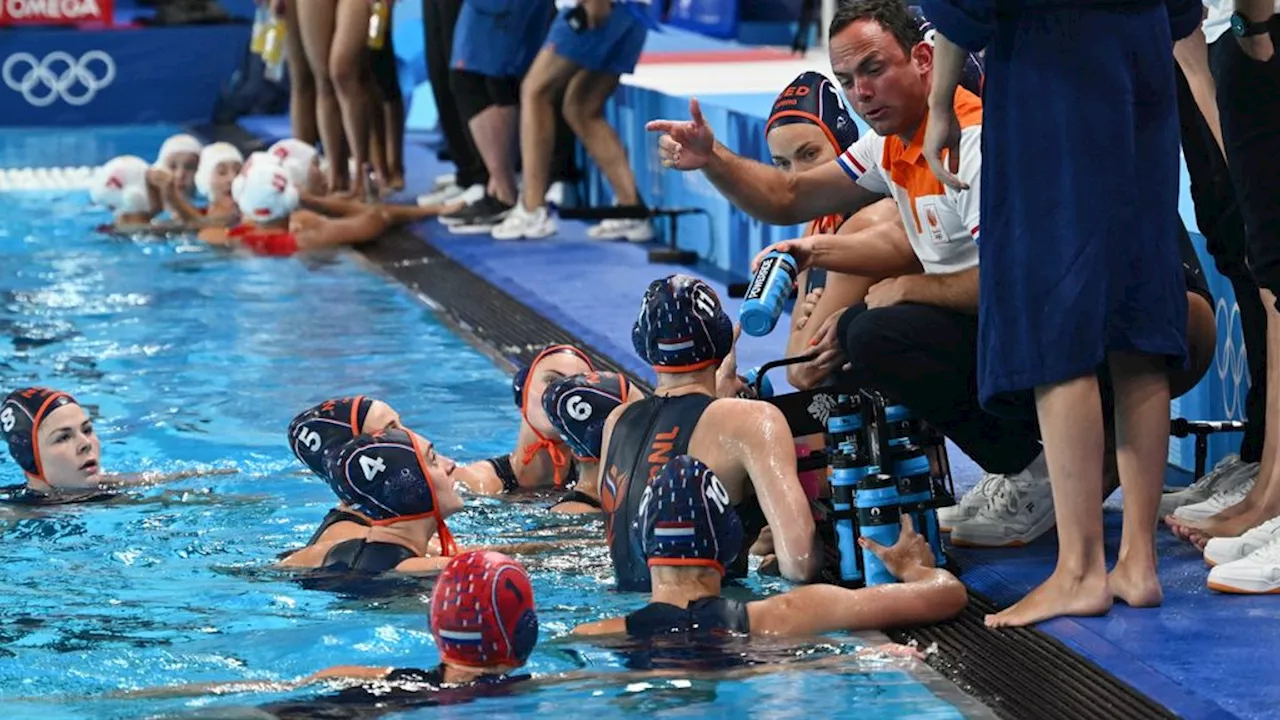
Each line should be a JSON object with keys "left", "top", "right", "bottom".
{"left": 938, "top": 472, "right": 1006, "bottom": 532}
{"left": 492, "top": 203, "right": 557, "bottom": 240}
{"left": 950, "top": 451, "right": 1055, "bottom": 547}
{"left": 1171, "top": 474, "right": 1257, "bottom": 523}
{"left": 1207, "top": 534, "right": 1280, "bottom": 594}
{"left": 1159, "top": 455, "right": 1255, "bottom": 517}
{"left": 587, "top": 218, "right": 655, "bottom": 243}
{"left": 433, "top": 173, "right": 456, "bottom": 190}
{"left": 545, "top": 181, "right": 565, "bottom": 207}
{"left": 418, "top": 183, "right": 462, "bottom": 207}
{"left": 1203, "top": 514, "right": 1280, "bottom": 567}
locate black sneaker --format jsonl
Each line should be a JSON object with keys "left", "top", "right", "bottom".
{"left": 450, "top": 196, "right": 514, "bottom": 235}
{"left": 441, "top": 197, "right": 486, "bottom": 227}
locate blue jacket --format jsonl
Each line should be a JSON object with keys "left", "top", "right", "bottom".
{"left": 918, "top": 0, "right": 1203, "bottom": 51}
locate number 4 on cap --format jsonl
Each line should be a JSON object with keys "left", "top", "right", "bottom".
{"left": 360, "top": 454, "right": 387, "bottom": 481}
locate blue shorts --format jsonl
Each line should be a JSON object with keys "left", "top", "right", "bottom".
{"left": 545, "top": 2, "right": 649, "bottom": 76}
{"left": 452, "top": 0, "right": 551, "bottom": 78}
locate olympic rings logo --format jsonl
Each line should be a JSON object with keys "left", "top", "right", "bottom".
{"left": 2, "top": 51, "right": 115, "bottom": 107}
{"left": 1214, "top": 297, "right": 1250, "bottom": 420}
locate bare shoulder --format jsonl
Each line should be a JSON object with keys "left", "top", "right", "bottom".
{"left": 706, "top": 398, "right": 787, "bottom": 427}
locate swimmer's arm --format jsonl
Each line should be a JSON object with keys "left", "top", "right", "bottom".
{"left": 894, "top": 266, "right": 978, "bottom": 314}
{"left": 747, "top": 568, "right": 967, "bottom": 635}
{"left": 571, "top": 617, "right": 628, "bottom": 636}
{"left": 296, "top": 211, "right": 389, "bottom": 250}
{"left": 549, "top": 501, "right": 602, "bottom": 515}
{"left": 198, "top": 226, "right": 233, "bottom": 245}
{"left": 807, "top": 223, "right": 921, "bottom": 277}
{"left": 298, "top": 190, "right": 370, "bottom": 217}
{"left": 98, "top": 467, "right": 239, "bottom": 489}
{"left": 704, "top": 144, "right": 883, "bottom": 226}
{"left": 734, "top": 402, "right": 820, "bottom": 583}
{"left": 393, "top": 555, "right": 453, "bottom": 576}
{"left": 105, "top": 666, "right": 392, "bottom": 700}
{"left": 161, "top": 183, "right": 206, "bottom": 224}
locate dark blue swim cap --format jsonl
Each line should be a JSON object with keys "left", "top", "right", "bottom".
{"left": 632, "top": 275, "right": 734, "bottom": 373}
{"left": 767, "top": 71, "right": 859, "bottom": 151}
{"left": 323, "top": 428, "right": 447, "bottom": 527}
{"left": 288, "top": 397, "right": 374, "bottom": 477}
{"left": 542, "top": 372, "right": 632, "bottom": 462}
{"left": 638, "top": 455, "right": 743, "bottom": 575}
{"left": 910, "top": 6, "right": 985, "bottom": 97}
{"left": 2, "top": 388, "right": 78, "bottom": 478}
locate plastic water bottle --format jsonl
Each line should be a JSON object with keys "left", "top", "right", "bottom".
{"left": 856, "top": 469, "right": 900, "bottom": 586}
{"left": 367, "top": 0, "right": 389, "bottom": 50}
{"left": 739, "top": 251, "right": 798, "bottom": 337}
{"left": 891, "top": 444, "right": 944, "bottom": 568}
{"left": 742, "top": 366, "right": 773, "bottom": 399}
{"left": 825, "top": 394, "right": 866, "bottom": 586}
{"left": 261, "top": 16, "right": 287, "bottom": 82}
{"left": 250, "top": 4, "right": 270, "bottom": 55}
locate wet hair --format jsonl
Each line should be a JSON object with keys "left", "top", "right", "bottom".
{"left": 829, "top": 0, "right": 923, "bottom": 56}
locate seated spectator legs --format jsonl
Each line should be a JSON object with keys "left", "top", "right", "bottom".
{"left": 297, "top": 0, "right": 350, "bottom": 193}
{"left": 284, "top": 0, "right": 318, "bottom": 145}
{"left": 329, "top": 0, "right": 376, "bottom": 199}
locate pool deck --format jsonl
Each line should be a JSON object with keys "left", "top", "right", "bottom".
{"left": 235, "top": 30, "right": 1278, "bottom": 716}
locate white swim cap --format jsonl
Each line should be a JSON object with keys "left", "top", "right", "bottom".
{"left": 269, "top": 140, "right": 322, "bottom": 192}
{"left": 154, "top": 134, "right": 203, "bottom": 168}
{"left": 195, "top": 142, "right": 245, "bottom": 198}
{"left": 233, "top": 151, "right": 280, "bottom": 204}
{"left": 90, "top": 155, "right": 151, "bottom": 215}
{"left": 236, "top": 161, "right": 299, "bottom": 223}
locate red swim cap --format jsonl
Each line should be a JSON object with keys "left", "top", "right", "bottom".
{"left": 430, "top": 551, "right": 538, "bottom": 671}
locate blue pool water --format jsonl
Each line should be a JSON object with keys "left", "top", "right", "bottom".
{"left": 0, "top": 126, "right": 982, "bottom": 719}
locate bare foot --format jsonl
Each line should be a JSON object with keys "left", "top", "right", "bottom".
{"left": 388, "top": 174, "right": 405, "bottom": 192}
{"left": 1168, "top": 507, "right": 1270, "bottom": 544}
{"left": 985, "top": 569, "right": 1112, "bottom": 628}
{"left": 1108, "top": 559, "right": 1163, "bottom": 608}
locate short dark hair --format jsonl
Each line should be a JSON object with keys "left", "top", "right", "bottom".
{"left": 829, "top": 0, "right": 923, "bottom": 56}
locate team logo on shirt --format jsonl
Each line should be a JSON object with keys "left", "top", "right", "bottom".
{"left": 915, "top": 197, "right": 950, "bottom": 245}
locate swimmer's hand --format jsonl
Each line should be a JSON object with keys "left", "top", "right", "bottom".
{"left": 794, "top": 287, "right": 823, "bottom": 331}
{"left": 647, "top": 98, "right": 715, "bottom": 171}
{"left": 715, "top": 324, "right": 746, "bottom": 398}
{"left": 751, "top": 237, "right": 815, "bottom": 273}
{"left": 146, "top": 167, "right": 173, "bottom": 190}
{"left": 858, "top": 515, "right": 936, "bottom": 582}
{"left": 857, "top": 642, "right": 926, "bottom": 661}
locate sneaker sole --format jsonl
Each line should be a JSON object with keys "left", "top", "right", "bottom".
{"left": 1207, "top": 579, "right": 1280, "bottom": 594}
{"left": 450, "top": 223, "right": 504, "bottom": 235}
{"left": 949, "top": 513, "right": 1057, "bottom": 548}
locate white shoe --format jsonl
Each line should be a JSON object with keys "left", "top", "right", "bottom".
{"left": 938, "top": 472, "right": 1006, "bottom": 532}
{"left": 545, "top": 181, "right": 566, "bottom": 207}
{"left": 1207, "top": 534, "right": 1280, "bottom": 594}
{"left": 418, "top": 183, "right": 462, "bottom": 207}
{"left": 1159, "top": 455, "right": 1255, "bottom": 517}
{"left": 1171, "top": 474, "right": 1258, "bottom": 523}
{"left": 587, "top": 218, "right": 655, "bottom": 243}
{"left": 492, "top": 203, "right": 557, "bottom": 240}
{"left": 437, "top": 185, "right": 488, "bottom": 225}
{"left": 432, "top": 173, "right": 456, "bottom": 190}
{"left": 950, "top": 451, "right": 1055, "bottom": 547}
{"left": 1203, "top": 514, "right": 1280, "bottom": 567}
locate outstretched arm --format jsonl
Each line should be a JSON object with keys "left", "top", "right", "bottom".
{"left": 99, "top": 467, "right": 239, "bottom": 489}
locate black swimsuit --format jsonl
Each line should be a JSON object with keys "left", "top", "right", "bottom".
{"left": 485, "top": 454, "right": 581, "bottom": 493}
{"left": 0, "top": 484, "right": 116, "bottom": 506}
{"left": 551, "top": 489, "right": 602, "bottom": 510}
{"left": 625, "top": 597, "right": 751, "bottom": 637}
{"left": 257, "top": 665, "right": 529, "bottom": 719}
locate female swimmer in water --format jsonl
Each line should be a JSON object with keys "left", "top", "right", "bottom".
{"left": 574, "top": 456, "right": 967, "bottom": 638}
{"left": 541, "top": 371, "right": 643, "bottom": 514}
{"left": 193, "top": 142, "right": 245, "bottom": 225}
{"left": 198, "top": 159, "right": 460, "bottom": 255}
{"left": 149, "top": 133, "right": 202, "bottom": 217}
{"left": 0, "top": 388, "right": 234, "bottom": 505}
{"left": 90, "top": 156, "right": 163, "bottom": 233}
{"left": 458, "top": 345, "right": 597, "bottom": 496}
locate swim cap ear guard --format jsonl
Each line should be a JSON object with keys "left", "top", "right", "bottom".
{"left": 632, "top": 275, "right": 734, "bottom": 373}
{"left": 2, "top": 388, "right": 78, "bottom": 479}
{"left": 638, "top": 455, "right": 743, "bottom": 575}
{"left": 542, "top": 372, "right": 630, "bottom": 462}
{"left": 430, "top": 551, "right": 539, "bottom": 671}
{"left": 287, "top": 396, "right": 373, "bottom": 476}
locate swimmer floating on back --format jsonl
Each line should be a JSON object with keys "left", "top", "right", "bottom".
{"left": 574, "top": 456, "right": 967, "bottom": 638}
{"left": 458, "top": 345, "right": 598, "bottom": 496}
{"left": 1, "top": 387, "right": 235, "bottom": 505}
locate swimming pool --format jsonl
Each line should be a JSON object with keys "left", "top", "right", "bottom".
{"left": 0, "top": 126, "right": 985, "bottom": 719}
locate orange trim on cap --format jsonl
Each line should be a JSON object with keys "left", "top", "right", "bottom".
{"left": 407, "top": 431, "right": 457, "bottom": 557}
{"left": 30, "top": 391, "right": 70, "bottom": 481}
{"left": 765, "top": 109, "right": 842, "bottom": 153}
{"left": 518, "top": 345, "right": 595, "bottom": 489}
{"left": 349, "top": 395, "right": 364, "bottom": 436}
{"left": 653, "top": 359, "right": 719, "bottom": 374}
{"left": 647, "top": 557, "right": 726, "bottom": 575}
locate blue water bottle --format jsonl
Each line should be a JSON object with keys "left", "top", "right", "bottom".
{"left": 884, "top": 404, "right": 945, "bottom": 568}
{"left": 742, "top": 366, "right": 774, "bottom": 399}
{"left": 825, "top": 394, "right": 866, "bottom": 586}
{"left": 739, "top": 251, "right": 798, "bottom": 337}
{"left": 856, "top": 469, "right": 901, "bottom": 586}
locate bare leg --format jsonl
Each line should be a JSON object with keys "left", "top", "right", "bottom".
{"left": 329, "top": 0, "right": 373, "bottom": 199}
{"left": 285, "top": 0, "right": 318, "bottom": 144}
{"left": 366, "top": 80, "right": 391, "bottom": 196}
{"left": 562, "top": 70, "right": 639, "bottom": 206}
{"left": 468, "top": 104, "right": 520, "bottom": 205}
{"left": 1107, "top": 352, "right": 1169, "bottom": 608}
{"left": 297, "top": 0, "right": 348, "bottom": 192}
{"left": 379, "top": 28, "right": 406, "bottom": 190}
{"left": 517, "top": 49, "right": 580, "bottom": 212}
{"left": 986, "top": 375, "right": 1113, "bottom": 628}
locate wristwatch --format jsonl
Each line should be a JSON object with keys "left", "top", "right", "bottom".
{"left": 1230, "top": 11, "right": 1270, "bottom": 38}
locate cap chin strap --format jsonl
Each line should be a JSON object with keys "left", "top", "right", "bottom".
{"left": 518, "top": 346, "right": 594, "bottom": 489}
{"left": 407, "top": 431, "right": 458, "bottom": 557}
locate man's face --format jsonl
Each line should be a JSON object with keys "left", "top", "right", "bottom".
{"left": 829, "top": 20, "right": 932, "bottom": 138}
